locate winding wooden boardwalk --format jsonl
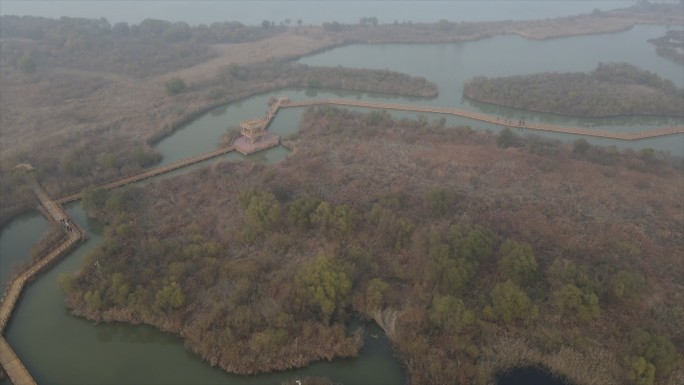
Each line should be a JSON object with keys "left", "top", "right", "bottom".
{"left": 53, "top": 96, "right": 682, "bottom": 206}
{"left": 0, "top": 338, "right": 34, "bottom": 385}
{"left": 56, "top": 146, "right": 235, "bottom": 205}
{"left": 281, "top": 98, "right": 684, "bottom": 140}
{"left": 0, "top": 181, "right": 84, "bottom": 385}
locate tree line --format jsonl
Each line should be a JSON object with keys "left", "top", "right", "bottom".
{"left": 0, "top": 15, "right": 285, "bottom": 77}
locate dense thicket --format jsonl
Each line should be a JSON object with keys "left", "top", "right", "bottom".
{"left": 0, "top": 15, "right": 285, "bottom": 77}
{"left": 463, "top": 62, "right": 684, "bottom": 117}
{"left": 63, "top": 107, "right": 682, "bottom": 384}
{"left": 207, "top": 61, "right": 438, "bottom": 100}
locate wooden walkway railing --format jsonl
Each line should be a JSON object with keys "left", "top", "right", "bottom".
{"left": 56, "top": 146, "right": 235, "bottom": 205}
{"left": 281, "top": 99, "right": 684, "bottom": 140}
{"left": 0, "top": 182, "right": 85, "bottom": 385}
{"left": 0, "top": 338, "right": 35, "bottom": 385}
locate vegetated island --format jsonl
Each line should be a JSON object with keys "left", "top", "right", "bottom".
{"left": 649, "top": 30, "right": 684, "bottom": 65}
{"left": 463, "top": 62, "right": 684, "bottom": 118}
{"left": 60, "top": 107, "right": 683, "bottom": 385}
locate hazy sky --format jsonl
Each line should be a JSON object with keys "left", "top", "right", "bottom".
{"left": 0, "top": 1, "right": 639, "bottom": 26}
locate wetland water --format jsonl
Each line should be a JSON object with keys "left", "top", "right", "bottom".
{"left": 2, "top": 22, "right": 683, "bottom": 385}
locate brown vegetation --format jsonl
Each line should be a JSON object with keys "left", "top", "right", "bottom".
{"left": 463, "top": 62, "right": 684, "bottom": 117}
{"left": 2, "top": 7, "right": 683, "bottom": 381}
{"left": 1, "top": 3, "right": 680, "bottom": 222}
{"left": 0, "top": 18, "right": 435, "bottom": 225}
{"left": 63, "top": 107, "right": 683, "bottom": 384}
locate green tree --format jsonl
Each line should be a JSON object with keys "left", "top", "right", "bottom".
{"left": 109, "top": 272, "right": 130, "bottom": 306}
{"left": 154, "top": 282, "right": 185, "bottom": 311}
{"left": 447, "top": 223, "right": 493, "bottom": 262}
{"left": 610, "top": 270, "right": 646, "bottom": 304}
{"left": 332, "top": 204, "right": 357, "bottom": 236}
{"left": 554, "top": 283, "right": 600, "bottom": 321}
{"left": 132, "top": 145, "right": 161, "bottom": 167}
{"left": 424, "top": 238, "right": 476, "bottom": 295}
{"left": 545, "top": 257, "right": 596, "bottom": 292}
{"left": 295, "top": 255, "right": 352, "bottom": 323}
{"left": 81, "top": 186, "right": 108, "bottom": 214}
{"left": 84, "top": 289, "right": 103, "bottom": 311}
{"left": 426, "top": 188, "right": 456, "bottom": 217}
{"left": 498, "top": 239, "right": 538, "bottom": 286}
{"left": 429, "top": 295, "right": 475, "bottom": 333}
{"left": 628, "top": 356, "right": 655, "bottom": 385}
{"left": 165, "top": 77, "right": 187, "bottom": 95}
{"left": 249, "top": 328, "right": 288, "bottom": 354}
{"left": 573, "top": 138, "right": 591, "bottom": 155}
{"left": 496, "top": 127, "right": 520, "bottom": 148}
{"left": 57, "top": 273, "right": 75, "bottom": 293}
{"left": 366, "top": 278, "right": 390, "bottom": 309}
{"left": 239, "top": 190, "right": 281, "bottom": 231}
{"left": 366, "top": 204, "right": 414, "bottom": 249}
{"left": 630, "top": 329, "right": 678, "bottom": 378}
{"left": 486, "top": 280, "right": 535, "bottom": 323}
{"left": 18, "top": 53, "right": 36, "bottom": 73}
{"left": 310, "top": 201, "right": 332, "bottom": 230}
{"left": 287, "top": 198, "right": 320, "bottom": 230}
{"left": 96, "top": 153, "right": 118, "bottom": 170}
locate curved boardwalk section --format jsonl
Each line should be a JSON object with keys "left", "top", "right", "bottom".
{"left": 282, "top": 99, "right": 684, "bottom": 140}
{"left": 56, "top": 146, "right": 235, "bottom": 205}
{"left": 0, "top": 181, "right": 84, "bottom": 385}
{"left": 0, "top": 338, "right": 35, "bottom": 385}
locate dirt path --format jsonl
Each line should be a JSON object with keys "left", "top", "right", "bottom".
{"left": 155, "top": 29, "right": 340, "bottom": 84}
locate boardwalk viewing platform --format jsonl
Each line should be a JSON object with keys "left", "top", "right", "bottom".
{"left": 281, "top": 98, "right": 684, "bottom": 140}
{"left": 234, "top": 96, "right": 286, "bottom": 155}
{"left": 0, "top": 181, "right": 84, "bottom": 385}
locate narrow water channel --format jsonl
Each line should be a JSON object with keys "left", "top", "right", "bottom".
{"left": 0, "top": 212, "right": 48, "bottom": 291}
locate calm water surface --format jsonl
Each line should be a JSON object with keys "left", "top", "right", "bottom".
{"left": 0, "top": 211, "right": 48, "bottom": 290}
{"left": 1, "top": 207, "right": 406, "bottom": 385}
{"left": 158, "top": 24, "right": 684, "bottom": 158}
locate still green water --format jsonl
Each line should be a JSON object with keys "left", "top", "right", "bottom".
{"left": 2, "top": 23, "right": 683, "bottom": 385}
{"left": 2, "top": 209, "right": 405, "bottom": 385}
{"left": 0, "top": 212, "right": 48, "bottom": 291}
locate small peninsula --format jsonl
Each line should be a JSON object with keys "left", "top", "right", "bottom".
{"left": 463, "top": 62, "right": 684, "bottom": 118}
{"left": 649, "top": 30, "right": 684, "bottom": 65}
